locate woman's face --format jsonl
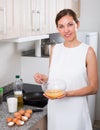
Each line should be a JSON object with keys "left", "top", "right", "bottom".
{"left": 57, "top": 15, "right": 79, "bottom": 42}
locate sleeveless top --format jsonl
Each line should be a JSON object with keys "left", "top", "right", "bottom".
{"left": 47, "top": 43, "right": 92, "bottom": 130}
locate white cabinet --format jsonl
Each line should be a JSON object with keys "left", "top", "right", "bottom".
{"left": 0, "top": 0, "right": 6, "bottom": 39}
{"left": 45, "top": 0, "right": 57, "bottom": 33}
{"left": 46, "top": 0, "right": 80, "bottom": 34}
{"left": 20, "top": 0, "right": 46, "bottom": 37}
{"left": 6, "top": 0, "right": 20, "bottom": 39}
{"left": 0, "top": 0, "right": 20, "bottom": 40}
{"left": 31, "top": 0, "right": 46, "bottom": 33}
{"left": 0, "top": 0, "right": 80, "bottom": 40}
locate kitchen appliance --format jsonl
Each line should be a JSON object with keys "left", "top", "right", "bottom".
{"left": 49, "top": 31, "right": 98, "bottom": 125}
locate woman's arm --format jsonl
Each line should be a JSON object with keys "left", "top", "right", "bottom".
{"left": 66, "top": 47, "right": 98, "bottom": 97}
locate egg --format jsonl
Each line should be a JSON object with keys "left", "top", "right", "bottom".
{"left": 18, "top": 109, "right": 25, "bottom": 115}
{"left": 21, "top": 116, "right": 28, "bottom": 121}
{"left": 24, "top": 112, "right": 31, "bottom": 118}
{"left": 14, "top": 112, "right": 21, "bottom": 117}
{"left": 25, "top": 109, "right": 32, "bottom": 114}
{"left": 6, "top": 117, "right": 13, "bottom": 123}
{"left": 17, "top": 115, "right": 22, "bottom": 120}
{"left": 16, "top": 119, "right": 24, "bottom": 126}
{"left": 13, "top": 118, "right": 18, "bottom": 123}
{"left": 7, "top": 121, "right": 15, "bottom": 127}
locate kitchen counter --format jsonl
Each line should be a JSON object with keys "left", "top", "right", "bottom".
{"left": 0, "top": 102, "right": 47, "bottom": 130}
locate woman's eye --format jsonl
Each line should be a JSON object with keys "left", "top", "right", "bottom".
{"left": 58, "top": 25, "right": 64, "bottom": 29}
{"left": 68, "top": 23, "right": 74, "bottom": 27}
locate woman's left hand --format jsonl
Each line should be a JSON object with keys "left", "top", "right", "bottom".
{"left": 57, "top": 92, "right": 67, "bottom": 99}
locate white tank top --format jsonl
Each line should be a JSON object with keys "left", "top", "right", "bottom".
{"left": 49, "top": 43, "right": 89, "bottom": 91}
{"left": 48, "top": 43, "right": 92, "bottom": 130}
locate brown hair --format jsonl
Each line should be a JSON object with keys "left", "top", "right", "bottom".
{"left": 55, "top": 9, "right": 79, "bottom": 27}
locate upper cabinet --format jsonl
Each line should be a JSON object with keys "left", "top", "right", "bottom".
{"left": 0, "top": 0, "right": 80, "bottom": 40}
{"left": 20, "top": 0, "right": 46, "bottom": 37}
{"left": 0, "top": 0, "right": 6, "bottom": 39}
{"left": 0, "top": 0, "right": 20, "bottom": 40}
{"left": 46, "top": 0, "right": 80, "bottom": 34}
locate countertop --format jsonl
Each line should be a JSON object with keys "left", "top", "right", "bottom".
{"left": 0, "top": 102, "right": 47, "bottom": 130}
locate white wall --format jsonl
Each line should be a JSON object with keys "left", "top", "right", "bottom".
{"left": 0, "top": 41, "right": 21, "bottom": 86}
{"left": 0, "top": 41, "right": 35, "bottom": 87}
{"left": 79, "top": 0, "right": 100, "bottom": 120}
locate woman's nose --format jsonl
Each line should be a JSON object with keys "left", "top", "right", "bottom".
{"left": 64, "top": 25, "right": 69, "bottom": 32}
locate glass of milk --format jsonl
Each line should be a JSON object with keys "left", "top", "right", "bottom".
{"left": 7, "top": 96, "right": 17, "bottom": 113}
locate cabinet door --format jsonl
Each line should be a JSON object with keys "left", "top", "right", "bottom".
{"left": 64, "top": 0, "right": 80, "bottom": 17}
{"left": 46, "top": 0, "right": 58, "bottom": 34}
{"left": 0, "top": 0, "right": 6, "bottom": 39}
{"left": 56, "top": 0, "right": 65, "bottom": 13}
{"left": 20, "top": 0, "right": 32, "bottom": 36}
{"left": 31, "top": 0, "right": 46, "bottom": 34}
{"left": 20, "top": 0, "right": 46, "bottom": 37}
{"left": 6, "top": 0, "right": 20, "bottom": 39}
{"left": 0, "top": 0, "right": 20, "bottom": 40}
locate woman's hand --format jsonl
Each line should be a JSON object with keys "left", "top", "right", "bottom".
{"left": 57, "top": 92, "right": 67, "bottom": 99}
{"left": 43, "top": 93, "right": 55, "bottom": 100}
{"left": 34, "top": 73, "right": 48, "bottom": 84}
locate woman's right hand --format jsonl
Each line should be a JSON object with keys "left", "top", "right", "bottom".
{"left": 34, "top": 73, "right": 48, "bottom": 84}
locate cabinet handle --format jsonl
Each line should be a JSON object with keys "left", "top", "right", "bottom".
{"left": 31, "top": 10, "right": 40, "bottom": 31}
{"left": 0, "top": 7, "right": 6, "bottom": 34}
{"left": 31, "top": 10, "right": 36, "bottom": 31}
{"left": 36, "top": 10, "right": 40, "bottom": 31}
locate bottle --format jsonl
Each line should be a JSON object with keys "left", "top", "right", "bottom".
{"left": 0, "top": 87, "right": 3, "bottom": 110}
{"left": 13, "top": 75, "right": 23, "bottom": 110}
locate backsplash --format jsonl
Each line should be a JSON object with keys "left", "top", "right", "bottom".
{"left": 3, "top": 83, "right": 13, "bottom": 94}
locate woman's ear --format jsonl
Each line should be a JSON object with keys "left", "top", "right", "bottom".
{"left": 77, "top": 21, "right": 80, "bottom": 29}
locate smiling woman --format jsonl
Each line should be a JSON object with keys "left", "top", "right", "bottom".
{"left": 34, "top": 8, "right": 98, "bottom": 130}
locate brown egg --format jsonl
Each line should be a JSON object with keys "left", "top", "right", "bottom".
{"left": 14, "top": 112, "right": 21, "bottom": 117}
{"left": 16, "top": 114, "right": 22, "bottom": 120}
{"left": 7, "top": 121, "right": 15, "bottom": 127}
{"left": 18, "top": 109, "right": 25, "bottom": 115}
{"left": 24, "top": 112, "right": 31, "bottom": 118}
{"left": 6, "top": 117, "right": 13, "bottom": 123}
{"left": 21, "top": 116, "right": 28, "bottom": 122}
{"left": 16, "top": 119, "right": 24, "bottom": 126}
{"left": 13, "top": 118, "right": 18, "bottom": 123}
{"left": 25, "top": 109, "right": 32, "bottom": 114}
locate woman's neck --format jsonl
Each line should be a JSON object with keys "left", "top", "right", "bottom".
{"left": 64, "top": 40, "right": 81, "bottom": 48}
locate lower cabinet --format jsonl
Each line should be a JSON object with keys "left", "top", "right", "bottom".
{"left": 31, "top": 116, "right": 47, "bottom": 130}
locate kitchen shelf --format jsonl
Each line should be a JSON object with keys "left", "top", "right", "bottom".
{"left": 1, "top": 34, "right": 49, "bottom": 43}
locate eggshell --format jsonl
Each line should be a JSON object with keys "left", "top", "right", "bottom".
{"left": 14, "top": 112, "right": 21, "bottom": 117}
{"left": 7, "top": 121, "right": 15, "bottom": 127}
{"left": 16, "top": 114, "right": 22, "bottom": 120}
{"left": 24, "top": 112, "right": 31, "bottom": 118}
{"left": 25, "top": 109, "right": 32, "bottom": 114}
{"left": 16, "top": 119, "right": 24, "bottom": 126}
{"left": 6, "top": 117, "right": 13, "bottom": 123}
{"left": 21, "top": 116, "right": 28, "bottom": 121}
{"left": 18, "top": 109, "right": 25, "bottom": 115}
{"left": 13, "top": 118, "right": 18, "bottom": 123}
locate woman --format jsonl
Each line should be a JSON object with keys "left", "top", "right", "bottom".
{"left": 34, "top": 9, "right": 98, "bottom": 130}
